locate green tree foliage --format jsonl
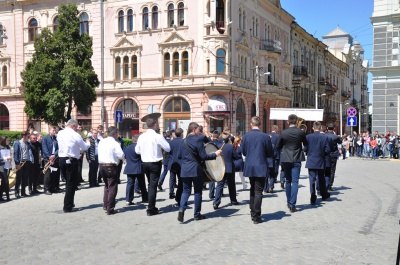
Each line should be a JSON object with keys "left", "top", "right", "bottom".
{"left": 21, "top": 3, "right": 99, "bottom": 125}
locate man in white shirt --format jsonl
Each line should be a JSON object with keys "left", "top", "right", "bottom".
{"left": 58, "top": 119, "right": 90, "bottom": 213}
{"left": 98, "top": 126, "right": 124, "bottom": 215}
{"left": 135, "top": 115, "right": 170, "bottom": 216}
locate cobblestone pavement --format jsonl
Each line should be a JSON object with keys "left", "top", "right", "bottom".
{"left": 0, "top": 157, "right": 399, "bottom": 265}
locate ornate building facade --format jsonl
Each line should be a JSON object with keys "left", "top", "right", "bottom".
{"left": 0, "top": 0, "right": 368, "bottom": 136}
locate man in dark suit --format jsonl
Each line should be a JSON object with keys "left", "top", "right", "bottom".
{"left": 167, "top": 128, "right": 184, "bottom": 205}
{"left": 177, "top": 122, "right": 222, "bottom": 223}
{"left": 13, "top": 131, "right": 33, "bottom": 197}
{"left": 264, "top": 125, "right": 280, "bottom": 193}
{"left": 241, "top": 116, "right": 273, "bottom": 224}
{"left": 325, "top": 123, "right": 342, "bottom": 191}
{"left": 41, "top": 127, "right": 59, "bottom": 195}
{"left": 124, "top": 134, "right": 148, "bottom": 205}
{"left": 304, "top": 121, "right": 331, "bottom": 204}
{"left": 276, "top": 114, "right": 308, "bottom": 213}
{"left": 86, "top": 128, "right": 101, "bottom": 187}
{"left": 213, "top": 132, "right": 240, "bottom": 209}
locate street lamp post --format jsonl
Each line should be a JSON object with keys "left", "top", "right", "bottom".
{"left": 255, "top": 65, "right": 270, "bottom": 117}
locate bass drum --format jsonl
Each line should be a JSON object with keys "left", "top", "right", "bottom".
{"left": 203, "top": 143, "right": 225, "bottom": 182}
{"left": 9, "top": 170, "right": 16, "bottom": 189}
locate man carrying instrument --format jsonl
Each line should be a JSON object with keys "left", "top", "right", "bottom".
{"left": 42, "top": 126, "right": 59, "bottom": 195}
{"left": 177, "top": 122, "right": 222, "bottom": 223}
{"left": 135, "top": 114, "right": 170, "bottom": 216}
{"left": 241, "top": 117, "right": 273, "bottom": 224}
{"left": 58, "top": 119, "right": 90, "bottom": 213}
{"left": 13, "top": 131, "right": 33, "bottom": 198}
{"left": 28, "top": 133, "right": 42, "bottom": 195}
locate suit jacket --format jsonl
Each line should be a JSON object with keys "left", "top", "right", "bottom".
{"left": 179, "top": 134, "right": 216, "bottom": 178}
{"left": 162, "top": 138, "right": 172, "bottom": 166}
{"left": 42, "top": 134, "right": 58, "bottom": 160}
{"left": 123, "top": 143, "right": 143, "bottom": 175}
{"left": 276, "top": 126, "right": 308, "bottom": 163}
{"left": 86, "top": 136, "right": 100, "bottom": 161}
{"left": 233, "top": 146, "right": 244, "bottom": 172}
{"left": 326, "top": 131, "right": 342, "bottom": 158}
{"left": 304, "top": 132, "right": 330, "bottom": 169}
{"left": 13, "top": 140, "right": 33, "bottom": 165}
{"left": 241, "top": 129, "right": 273, "bottom": 177}
{"left": 167, "top": 137, "right": 183, "bottom": 173}
{"left": 221, "top": 143, "right": 240, "bottom": 174}
{"left": 270, "top": 132, "right": 280, "bottom": 160}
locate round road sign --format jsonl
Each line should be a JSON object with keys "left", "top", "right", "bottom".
{"left": 347, "top": 107, "right": 357, "bottom": 117}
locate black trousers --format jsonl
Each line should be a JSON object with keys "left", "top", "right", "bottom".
{"left": 77, "top": 157, "right": 83, "bottom": 182}
{"left": 0, "top": 170, "right": 9, "bottom": 199}
{"left": 126, "top": 174, "right": 148, "bottom": 203}
{"left": 60, "top": 157, "right": 78, "bottom": 211}
{"left": 88, "top": 155, "right": 99, "bottom": 186}
{"left": 100, "top": 165, "right": 118, "bottom": 213}
{"left": 29, "top": 163, "right": 40, "bottom": 192}
{"left": 329, "top": 157, "right": 338, "bottom": 188}
{"left": 143, "top": 161, "right": 162, "bottom": 213}
{"left": 15, "top": 161, "right": 31, "bottom": 195}
{"left": 172, "top": 170, "right": 183, "bottom": 205}
{"left": 43, "top": 159, "right": 60, "bottom": 192}
{"left": 249, "top": 177, "right": 265, "bottom": 220}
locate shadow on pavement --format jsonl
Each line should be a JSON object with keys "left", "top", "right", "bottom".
{"left": 263, "top": 210, "right": 291, "bottom": 221}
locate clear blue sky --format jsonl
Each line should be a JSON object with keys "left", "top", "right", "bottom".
{"left": 280, "top": 0, "right": 374, "bottom": 102}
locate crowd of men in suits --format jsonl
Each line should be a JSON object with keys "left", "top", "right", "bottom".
{"left": 1, "top": 114, "right": 348, "bottom": 224}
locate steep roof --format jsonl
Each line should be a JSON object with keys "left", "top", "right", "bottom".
{"left": 323, "top": 26, "right": 350, "bottom": 38}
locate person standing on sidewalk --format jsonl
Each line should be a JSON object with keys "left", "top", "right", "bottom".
{"left": 276, "top": 114, "right": 308, "bottom": 213}
{"left": 135, "top": 113, "right": 170, "bottom": 216}
{"left": 58, "top": 119, "right": 90, "bottom": 213}
{"left": 86, "top": 128, "right": 100, "bottom": 187}
{"left": 98, "top": 126, "right": 124, "bottom": 215}
{"left": 304, "top": 121, "right": 331, "bottom": 205}
{"left": 28, "top": 133, "right": 42, "bottom": 195}
{"left": 42, "top": 126, "right": 59, "bottom": 195}
{"left": 13, "top": 131, "right": 33, "bottom": 198}
{"left": 241, "top": 116, "right": 273, "bottom": 223}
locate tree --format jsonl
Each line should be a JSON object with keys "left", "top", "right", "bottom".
{"left": 21, "top": 3, "right": 99, "bottom": 125}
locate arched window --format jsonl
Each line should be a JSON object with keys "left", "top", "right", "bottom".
{"left": 79, "top": 12, "right": 89, "bottom": 35}
{"left": 216, "top": 49, "right": 226, "bottom": 74}
{"left": 178, "top": 3, "right": 184, "bottom": 26}
{"left": 142, "top": 7, "right": 149, "bottom": 30}
{"left": 182, "top": 51, "right": 188, "bottom": 76}
{"left": 2, "top": 66, "right": 7, "bottom": 87}
{"left": 236, "top": 98, "right": 246, "bottom": 134}
{"left": 131, "top": 55, "right": 137, "bottom": 78}
{"left": 115, "top": 57, "right": 121, "bottom": 81}
{"left": 238, "top": 8, "right": 242, "bottom": 29}
{"left": 123, "top": 56, "right": 129, "bottom": 80}
{"left": 127, "top": 9, "right": 134, "bottom": 32}
{"left": 28, "top": 18, "right": 39, "bottom": 42}
{"left": 152, "top": 6, "right": 158, "bottom": 29}
{"left": 0, "top": 104, "right": 9, "bottom": 130}
{"left": 164, "top": 97, "right": 191, "bottom": 131}
{"left": 167, "top": 4, "right": 174, "bottom": 27}
{"left": 173, "top": 52, "right": 179, "bottom": 76}
{"left": 0, "top": 24, "right": 4, "bottom": 45}
{"left": 118, "top": 10, "right": 124, "bottom": 33}
{"left": 164, "top": 53, "right": 170, "bottom": 77}
{"left": 53, "top": 17, "right": 59, "bottom": 32}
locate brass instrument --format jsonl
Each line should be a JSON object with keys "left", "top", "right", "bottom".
{"left": 80, "top": 129, "right": 89, "bottom": 139}
{"left": 42, "top": 156, "right": 58, "bottom": 174}
{"left": 297, "top": 117, "right": 307, "bottom": 131}
{"left": 9, "top": 161, "right": 27, "bottom": 189}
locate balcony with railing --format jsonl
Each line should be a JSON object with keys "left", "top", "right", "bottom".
{"left": 292, "top": 66, "right": 308, "bottom": 77}
{"left": 260, "top": 39, "right": 282, "bottom": 53}
{"left": 215, "top": 21, "right": 226, "bottom": 34}
{"left": 350, "top": 79, "right": 357, "bottom": 85}
{"left": 341, "top": 90, "right": 351, "bottom": 100}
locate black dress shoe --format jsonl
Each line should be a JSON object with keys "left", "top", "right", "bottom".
{"left": 125, "top": 202, "right": 135, "bottom": 206}
{"left": 147, "top": 210, "right": 160, "bottom": 216}
{"left": 322, "top": 193, "right": 331, "bottom": 200}
{"left": 230, "top": 201, "right": 240, "bottom": 206}
{"left": 213, "top": 204, "right": 218, "bottom": 210}
{"left": 177, "top": 211, "right": 184, "bottom": 223}
{"left": 63, "top": 208, "right": 79, "bottom": 213}
{"left": 169, "top": 194, "right": 176, "bottom": 199}
{"left": 268, "top": 188, "right": 274, "bottom": 193}
{"left": 141, "top": 200, "right": 148, "bottom": 203}
{"left": 157, "top": 184, "right": 163, "bottom": 191}
{"left": 107, "top": 209, "right": 118, "bottom": 215}
{"left": 281, "top": 182, "right": 285, "bottom": 189}
{"left": 310, "top": 194, "right": 317, "bottom": 205}
{"left": 44, "top": 190, "right": 52, "bottom": 195}
{"left": 290, "top": 207, "right": 297, "bottom": 213}
{"left": 253, "top": 217, "right": 263, "bottom": 224}
{"left": 194, "top": 214, "right": 206, "bottom": 221}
